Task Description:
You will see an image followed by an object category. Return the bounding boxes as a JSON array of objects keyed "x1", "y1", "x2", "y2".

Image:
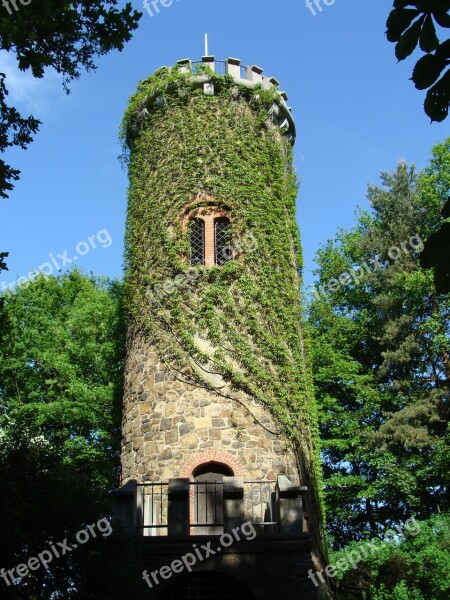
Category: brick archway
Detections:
[{"x1": 181, "y1": 451, "x2": 245, "y2": 479}]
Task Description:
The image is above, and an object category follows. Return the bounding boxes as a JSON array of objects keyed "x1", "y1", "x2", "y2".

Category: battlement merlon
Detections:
[{"x1": 170, "y1": 57, "x2": 296, "y2": 145}]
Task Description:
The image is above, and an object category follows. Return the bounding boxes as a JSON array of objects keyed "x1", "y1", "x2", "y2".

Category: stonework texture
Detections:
[{"x1": 120, "y1": 333, "x2": 299, "y2": 485}]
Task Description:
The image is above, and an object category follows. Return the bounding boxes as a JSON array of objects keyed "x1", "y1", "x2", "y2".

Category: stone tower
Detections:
[{"x1": 114, "y1": 55, "x2": 328, "y2": 600}]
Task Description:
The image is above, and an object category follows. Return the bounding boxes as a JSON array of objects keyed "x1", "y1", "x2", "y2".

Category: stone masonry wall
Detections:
[{"x1": 120, "y1": 333, "x2": 299, "y2": 485}]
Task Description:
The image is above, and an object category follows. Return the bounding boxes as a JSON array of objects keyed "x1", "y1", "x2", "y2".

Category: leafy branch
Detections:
[
  {"x1": 387, "y1": 0, "x2": 450, "y2": 121},
  {"x1": 420, "y1": 196, "x2": 450, "y2": 292},
  {"x1": 0, "y1": 1, "x2": 141, "y2": 198}
]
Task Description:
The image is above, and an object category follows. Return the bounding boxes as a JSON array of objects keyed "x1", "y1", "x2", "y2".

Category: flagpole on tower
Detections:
[{"x1": 204, "y1": 33, "x2": 208, "y2": 56}]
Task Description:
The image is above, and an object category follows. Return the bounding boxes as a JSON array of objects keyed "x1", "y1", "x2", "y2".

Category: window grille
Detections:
[
  {"x1": 190, "y1": 219, "x2": 205, "y2": 266},
  {"x1": 214, "y1": 218, "x2": 231, "y2": 266}
]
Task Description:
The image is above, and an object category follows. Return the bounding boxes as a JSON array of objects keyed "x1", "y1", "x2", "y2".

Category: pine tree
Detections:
[{"x1": 309, "y1": 139, "x2": 450, "y2": 548}]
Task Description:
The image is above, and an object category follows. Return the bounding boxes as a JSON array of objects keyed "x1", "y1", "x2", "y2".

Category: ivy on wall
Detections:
[{"x1": 121, "y1": 64, "x2": 326, "y2": 549}]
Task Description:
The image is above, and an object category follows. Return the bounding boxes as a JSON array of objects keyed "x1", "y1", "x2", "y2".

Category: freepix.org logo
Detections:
[
  {"x1": 306, "y1": 0, "x2": 336, "y2": 17},
  {"x1": 142, "y1": 521, "x2": 256, "y2": 589},
  {"x1": 1, "y1": 517, "x2": 112, "y2": 586},
  {"x1": 143, "y1": 0, "x2": 181, "y2": 18},
  {"x1": 0, "y1": 228, "x2": 113, "y2": 297},
  {"x1": 1, "y1": 0, "x2": 32, "y2": 15}
]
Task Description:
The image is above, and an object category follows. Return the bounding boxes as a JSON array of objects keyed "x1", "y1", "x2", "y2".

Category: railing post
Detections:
[
  {"x1": 223, "y1": 477, "x2": 244, "y2": 533},
  {"x1": 168, "y1": 478, "x2": 190, "y2": 536},
  {"x1": 276, "y1": 476, "x2": 307, "y2": 536},
  {"x1": 110, "y1": 479, "x2": 138, "y2": 536}
]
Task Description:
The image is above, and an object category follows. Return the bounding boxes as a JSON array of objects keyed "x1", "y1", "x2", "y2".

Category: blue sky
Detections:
[{"x1": 0, "y1": 0, "x2": 447, "y2": 294}]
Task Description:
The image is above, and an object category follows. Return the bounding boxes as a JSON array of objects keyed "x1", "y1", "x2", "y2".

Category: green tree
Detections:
[
  {"x1": 309, "y1": 139, "x2": 450, "y2": 548},
  {"x1": 386, "y1": 1, "x2": 450, "y2": 121},
  {"x1": 0, "y1": 270, "x2": 125, "y2": 461},
  {"x1": 420, "y1": 196, "x2": 450, "y2": 292},
  {"x1": 0, "y1": 270, "x2": 128, "y2": 598},
  {"x1": 332, "y1": 514, "x2": 450, "y2": 600},
  {"x1": 0, "y1": 0, "x2": 141, "y2": 199},
  {"x1": 419, "y1": 140, "x2": 450, "y2": 292}
]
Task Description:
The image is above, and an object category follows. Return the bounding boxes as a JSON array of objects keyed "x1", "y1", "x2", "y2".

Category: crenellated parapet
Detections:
[{"x1": 123, "y1": 56, "x2": 296, "y2": 147}]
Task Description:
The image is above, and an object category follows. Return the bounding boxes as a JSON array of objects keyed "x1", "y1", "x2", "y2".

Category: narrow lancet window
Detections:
[
  {"x1": 214, "y1": 218, "x2": 231, "y2": 266},
  {"x1": 190, "y1": 219, "x2": 205, "y2": 266}
]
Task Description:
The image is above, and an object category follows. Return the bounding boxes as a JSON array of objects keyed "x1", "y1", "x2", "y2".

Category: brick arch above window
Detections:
[
  {"x1": 181, "y1": 451, "x2": 245, "y2": 479},
  {"x1": 179, "y1": 194, "x2": 231, "y2": 224}
]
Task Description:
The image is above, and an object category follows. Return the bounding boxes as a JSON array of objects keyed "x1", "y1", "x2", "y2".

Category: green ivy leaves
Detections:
[{"x1": 386, "y1": 1, "x2": 450, "y2": 121}]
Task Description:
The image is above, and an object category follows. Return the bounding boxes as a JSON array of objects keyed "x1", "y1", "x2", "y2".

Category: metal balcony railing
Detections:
[
  {"x1": 214, "y1": 60, "x2": 227, "y2": 75},
  {"x1": 191, "y1": 480, "x2": 224, "y2": 535},
  {"x1": 189, "y1": 60, "x2": 248, "y2": 80},
  {"x1": 245, "y1": 480, "x2": 277, "y2": 526},
  {"x1": 137, "y1": 482, "x2": 169, "y2": 535},
  {"x1": 112, "y1": 475, "x2": 306, "y2": 538},
  {"x1": 136, "y1": 479, "x2": 278, "y2": 536}
]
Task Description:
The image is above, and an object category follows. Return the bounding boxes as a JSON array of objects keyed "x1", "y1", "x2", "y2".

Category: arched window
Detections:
[
  {"x1": 189, "y1": 219, "x2": 205, "y2": 266},
  {"x1": 214, "y1": 217, "x2": 232, "y2": 266},
  {"x1": 181, "y1": 197, "x2": 232, "y2": 268}
]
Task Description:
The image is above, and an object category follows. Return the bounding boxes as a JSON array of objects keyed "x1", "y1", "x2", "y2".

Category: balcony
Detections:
[{"x1": 111, "y1": 476, "x2": 307, "y2": 539}]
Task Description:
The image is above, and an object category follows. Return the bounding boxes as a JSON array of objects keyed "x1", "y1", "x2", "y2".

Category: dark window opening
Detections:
[
  {"x1": 190, "y1": 219, "x2": 205, "y2": 266},
  {"x1": 214, "y1": 218, "x2": 232, "y2": 266},
  {"x1": 161, "y1": 571, "x2": 255, "y2": 600},
  {"x1": 193, "y1": 462, "x2": 234, "y2": 478}
]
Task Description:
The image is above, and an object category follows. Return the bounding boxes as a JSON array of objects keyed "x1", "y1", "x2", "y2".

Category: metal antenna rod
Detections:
[{"x1": 204, "y1": 33, "x2": 208, "y2": 56}]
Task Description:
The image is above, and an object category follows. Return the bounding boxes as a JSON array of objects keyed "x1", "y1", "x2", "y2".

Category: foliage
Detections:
[
  {"x1": 332, "y1": 514, "x2": 450, "y2": 600},
  {"x1": 0, "y1": 73, "x2": 39, "y2": 199},
  {"x1": 0, "y1": 250, "x2": 7, "y2": 271},
  {"x1": 0, "y1": 0, "x2": 141, "y2": 198},
  {"x1": 419, "y1": 139, "x2": 450, "y2": 292},
  {"x1": 309, "y1": 139, "x2": 450, "y2": 548},
  {"x1": 386, "y1": 1, "x2": 450, "y2": 121},
  {"x1": 121, "y1": 64, "x2": 326, "y2": 552},
  {"x1": 0, "y1": 270, "x2": 125, "y2": 463},
  {"x1": 0, "y1": 270, "x2": 128, "y2": 598},
  {"x1": 420, "y1": 197, "x2": 450, "y2": 292}
]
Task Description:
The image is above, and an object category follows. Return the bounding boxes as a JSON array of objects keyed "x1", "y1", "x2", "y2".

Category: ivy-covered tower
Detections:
[{"x1": 117, "y1": 56, "x2": 327, "y2": 600}]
